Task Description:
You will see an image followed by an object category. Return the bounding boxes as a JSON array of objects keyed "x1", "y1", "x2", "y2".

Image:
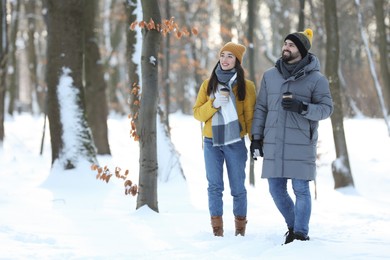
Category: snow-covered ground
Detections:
[{"x1": 1, "y1": 112, "x2": 389, "y2": 259}]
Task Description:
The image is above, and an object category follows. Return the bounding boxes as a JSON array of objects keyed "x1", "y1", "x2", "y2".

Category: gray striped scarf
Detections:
[{"x1": 211, "y1": 73, "x2": 241, "y2": 146}]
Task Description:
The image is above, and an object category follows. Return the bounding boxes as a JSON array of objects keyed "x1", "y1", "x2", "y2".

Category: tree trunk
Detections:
[
  {"x1": 46, "y1": 0, "x2": 97, "y2": 169},
  {"x1": 177, "y1": 0, "x2": 203, "y2": 114},
  {"x1": 247, "y1": 0, "x2": 257, "y2": 186},
  {"x1": 136, "y1": 0, "x2": 161, "y2": 212},
  {"x1": 355, "y1": 0, "x2": 390, "y2": 135},
  {"x1": 324, "y1": 0, "x2": 354, "y2": 189},
  {"x1": 162, "y1": 0, "x2": 171, "y2": 132},
  {"x1": 83, "y1": 0, "x2": 111, "y2": 155},
  {"x1": 7, "y1": 0, "x2": 21, "y2": 115},
  {"x1": 105, "y1": 0, "x2": 126, "y2": 114},
  {"x1": 219, "y1": 0, "x2": 234, "y2": 43},
  {"x1": 25, "y1": 0, "x2": 43, "y2": 114},
  {"x1": 374, "y1": 0, "x2": 390, "y2": 115},
  {"x1": 0, "y1": 0, "x2": 7, "y2": 142},
  {"x1": 298, "y1": 0, "x2": 305, "y2": 31},
  {"x1": 125, "y1": 0, "x2": 140, "y2": 125},
  {"x1": 180, "y1": 0, "x2": 207, "y2": 96}
]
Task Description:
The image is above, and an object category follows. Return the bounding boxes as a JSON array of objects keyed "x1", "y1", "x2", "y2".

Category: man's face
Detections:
[{"x1": 282, "y1": 39, "x2": 302, "y2": 63}]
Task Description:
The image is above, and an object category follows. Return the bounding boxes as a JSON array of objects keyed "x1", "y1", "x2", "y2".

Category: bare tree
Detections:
[
  {"x1": 161, "y1": 0, "x2": 171, "y2": 131},
  {"x1": 46, "y1": 0, "x2": 97, "y2": 169},
  {"x1": 324, "y1": 0, "x2": 354, "y2": 189},
  {"x1": 219, "y1": 0, "x2": 234, "y2": 42},
  {"x1": 25, "y1": 0, "x2": 43, "y2": 114},
  {"x1": 125, "y1": 0, "x2": 140, "y2": 125},
  {"x1": 136, "y1": 0, "x2": 161, "y2": 212},
  {"x1": 247, "y1": 0, "x2": 258, "y2": 186},
  {"x1": 266, "y1": 0, "x2": 297, "y2": 56},
  {"x1": 7, "y1": 0, "x2": 21, "y2": 115},
  {"x1": 374, "y1": 0, "x2": 390, "y2": 114},
  {"x1": 83, "y1": 0, "x2": 111, "y2": 155},
  {"x1": 355, "y1": 0, "x2": 390, "y2": 135},
  {"x1": 0, "y1": 0, "x2": 7, "y2": 143},
  {"x1": 104, "y1": 0, "x2": 127, "y2": 115},
  {"x1": 177, "y1": 1, "x2": 207, "y2": 114},
  {"x1": 298, "y1": 0, "x2": 305, "y2": 31}
]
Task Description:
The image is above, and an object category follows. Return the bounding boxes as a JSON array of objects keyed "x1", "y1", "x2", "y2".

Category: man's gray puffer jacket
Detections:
[{"x1": 252, "y1": 54, "x2": 333, "y2": 180}]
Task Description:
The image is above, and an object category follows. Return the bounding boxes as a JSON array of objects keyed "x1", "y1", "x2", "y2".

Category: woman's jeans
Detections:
[
  {"x1": 204, "y1": 137, "x2": 248, "y2": 217},
  {"x1": 268, "y1": 178, "x2": 311, "y2": 236}
]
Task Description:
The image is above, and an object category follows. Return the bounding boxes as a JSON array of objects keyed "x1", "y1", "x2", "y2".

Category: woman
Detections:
[{"x1": 193, "y1": 42, "x2": 256, "y2": 237}]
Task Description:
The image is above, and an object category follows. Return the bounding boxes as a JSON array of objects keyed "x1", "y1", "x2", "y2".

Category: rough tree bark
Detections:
[
  {"x1": 247, "y1": 0, "x2": 258, "y2": 186},
  {"x1": 324, "y1": 0, "x2": 354, "y2": 189},
  {"x1": 25, "y1": 0, "x2": 43, "y2": 113},
  {"x1": 83, "y1": 0, "x2": 111, "y2": 155},
  {"x1": 46, "y1": 0, "x2": 97, "y2": 169},
  {"x1": 162, "y1": 0, "x2": 171, "y2": 131},
  {"x1": 136, "y1": 0, "x2": 161, "y2": 212},
  {"x1": 7, "y1": 0, "x2": 21, "y2": 115},
  {"x1": 0, "y1": 0, "x2": 7, "y2": 142},
  {"x1": 125, "y1": 0, "x2": 140, "y2": 125},
  {"x1": 374, "y1": 0, "x2": 390, "y2": 115},
  {"x1": 298, "y1": 0, "x2": 305, "y2": 31}
]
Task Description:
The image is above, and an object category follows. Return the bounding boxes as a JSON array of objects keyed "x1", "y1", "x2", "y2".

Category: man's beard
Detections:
[{"x1": 282, "y1": 50, "x2": 298, "y2": 62}]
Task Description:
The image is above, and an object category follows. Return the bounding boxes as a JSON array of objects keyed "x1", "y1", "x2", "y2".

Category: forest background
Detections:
[{"x1": 0, "y1": 0, "x2": 389, "y2": 212}]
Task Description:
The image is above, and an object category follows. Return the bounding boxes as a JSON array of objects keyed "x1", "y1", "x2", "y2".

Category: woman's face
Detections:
[{"x1": 219, "y1": 51, "x2": 236, "y2": 70}]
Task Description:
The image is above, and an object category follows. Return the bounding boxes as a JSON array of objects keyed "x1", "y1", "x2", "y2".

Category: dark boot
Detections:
[
  {"x1": 211, "y1": 216, "x2": 223, "y2": 237},
  {"x1": 284, "y1": 228, "x2": 295, "y2": 244},
  {"x1": 294, "y1": 232, "x2": 310, "y2": 241},
  {"x1": 235, "y1": 216, "x2": 247, "y2": 236}
]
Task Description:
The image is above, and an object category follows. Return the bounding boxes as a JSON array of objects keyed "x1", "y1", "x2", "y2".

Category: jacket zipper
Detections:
[{"x1": 281, "y1": 84, "x2": 290, "y2": 177}]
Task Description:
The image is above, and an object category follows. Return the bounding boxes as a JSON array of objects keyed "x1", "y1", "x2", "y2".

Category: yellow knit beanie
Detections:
[{"x1": 219, "y1": 42, "x2": 246, "y2": 64}]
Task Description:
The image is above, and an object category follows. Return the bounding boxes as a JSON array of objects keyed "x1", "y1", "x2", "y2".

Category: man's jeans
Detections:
[
  {"x1": 204, "y1": 137, "x2": 247, "y2": 217},
  {"x1": 268, "y1": 178, "x2": 311, "y2": 236}
]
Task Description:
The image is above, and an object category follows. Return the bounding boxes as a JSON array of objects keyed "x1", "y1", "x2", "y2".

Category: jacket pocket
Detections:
[{"x1": 309, "y1": 120, "x2": 318, "y2": 141}]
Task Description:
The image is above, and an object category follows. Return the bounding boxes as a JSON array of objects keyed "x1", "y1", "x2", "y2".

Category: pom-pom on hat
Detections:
[
  {"x1": 219, "y1": 42, "x2": 246, "y2": 64},
  {"x1": 284, "y1": 28, "x2": 313, "y2": 58}
]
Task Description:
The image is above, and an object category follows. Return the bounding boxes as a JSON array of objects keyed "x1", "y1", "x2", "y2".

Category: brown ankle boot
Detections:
[
  {"x1": 235, "y1": 216, "x2": 247, "y2": 236},
  {"x1": 211, "y1": 216, "x2": 223, "y2": 237}
]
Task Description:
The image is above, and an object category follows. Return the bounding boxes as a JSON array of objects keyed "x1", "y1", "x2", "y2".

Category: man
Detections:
[{"x1": 251, "y1": 28, "x2": 333, "y2": 244}]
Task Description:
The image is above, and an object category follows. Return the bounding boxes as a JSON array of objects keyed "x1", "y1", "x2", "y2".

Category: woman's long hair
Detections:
[{"x1": 206, "y1": 61, "x2": 246, "y2": 101}]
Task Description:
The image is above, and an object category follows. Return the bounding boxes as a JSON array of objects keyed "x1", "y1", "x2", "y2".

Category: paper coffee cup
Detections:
[
  {"x1": 283, "y1": 91, "x2": 293, "y2": 99},
  {"x1": 220, "y1": 88, "x2": 230, "y2": 97}
]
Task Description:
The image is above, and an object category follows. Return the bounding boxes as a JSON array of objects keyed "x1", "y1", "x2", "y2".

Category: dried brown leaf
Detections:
[
  {"x1": 124, "y1": 179, "x2": 132, "y2": 187},
  {"x1": 130, "y1": 185, "x2": 138, "y2": 196},
  {"x1": 130, "y1": 21, "x2": 138, "y2": 30}
]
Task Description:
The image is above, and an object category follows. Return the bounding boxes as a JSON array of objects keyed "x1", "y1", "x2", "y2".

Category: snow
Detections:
[
  {"x1": 56, "y1": 67, "x2": 87, "y2": 167},
  {"x1": 149, "y1": 56, "x2": 157, "y2": 66},
  {"x1": 1, "y1": 112, "x2": 390, "y2": 259}
]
